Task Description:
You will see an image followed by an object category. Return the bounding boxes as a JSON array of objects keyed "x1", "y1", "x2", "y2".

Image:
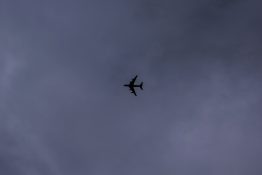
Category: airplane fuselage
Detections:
[{"x1": 124, "y1": 84, "x2": 140, "y2": 88}]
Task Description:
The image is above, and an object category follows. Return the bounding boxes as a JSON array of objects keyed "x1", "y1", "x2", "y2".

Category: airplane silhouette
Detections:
[{"x1": 124, "y1": 75, "x2": 143, "y2": 96}]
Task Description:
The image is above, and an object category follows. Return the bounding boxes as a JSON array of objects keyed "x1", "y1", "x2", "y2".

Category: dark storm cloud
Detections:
[{"x1": 1, "y1": 0, "x2": 262, "y2": 175}]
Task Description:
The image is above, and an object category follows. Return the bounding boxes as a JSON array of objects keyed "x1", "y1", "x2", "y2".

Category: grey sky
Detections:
[{"x1": 1, "y1": 0, "x2": 262, "y2": 174}]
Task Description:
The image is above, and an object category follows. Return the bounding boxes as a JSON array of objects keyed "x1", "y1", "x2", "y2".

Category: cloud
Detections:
[
  {"x1": 0, "y1": 0, "x2": 262, "y2": 175},
  {"x1": 0, "y1": 56, "x2": 20, "y2": 99}
]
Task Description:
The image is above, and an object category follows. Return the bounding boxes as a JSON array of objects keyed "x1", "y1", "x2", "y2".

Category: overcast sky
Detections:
[{"x1": 1, "y1": 0, "x2": 262, "y2": 174}]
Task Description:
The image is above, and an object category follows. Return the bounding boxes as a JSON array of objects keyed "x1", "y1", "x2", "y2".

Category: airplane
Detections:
[{"x1": 124, "y1": 75, "x2": 143, "y2": 96}]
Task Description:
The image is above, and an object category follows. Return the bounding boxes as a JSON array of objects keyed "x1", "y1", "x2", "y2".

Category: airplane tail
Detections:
[{"x1": 139, "y1": 82, "x2": 143, "y2": 90}]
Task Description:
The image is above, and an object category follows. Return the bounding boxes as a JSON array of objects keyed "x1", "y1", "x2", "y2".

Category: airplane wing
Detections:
[
  {"x1": 130, "y1": 87, "x2": 137, "y2": 96},
  {"x1": 129, "y1": 75, "x2": 138, "y2": 85}
]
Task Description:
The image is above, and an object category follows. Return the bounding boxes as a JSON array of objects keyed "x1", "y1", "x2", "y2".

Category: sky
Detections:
[{"x1": 1, "y1": 0, "x2": 262, "y2": 174}]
